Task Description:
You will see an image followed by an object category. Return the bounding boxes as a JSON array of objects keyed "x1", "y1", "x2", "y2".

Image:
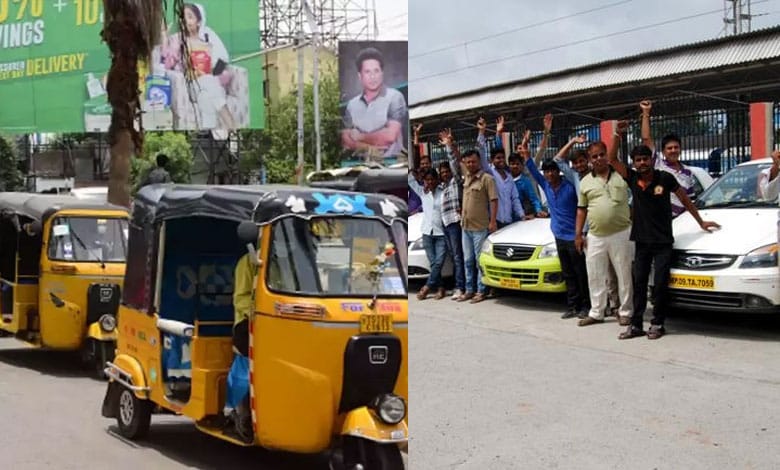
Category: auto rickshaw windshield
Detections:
[
  {"x1": 266, "y1": 216, "x2": 407, "y2": 297},
  {"x1": 47, "y1": 217, "x2": 129, "y2": 262}
]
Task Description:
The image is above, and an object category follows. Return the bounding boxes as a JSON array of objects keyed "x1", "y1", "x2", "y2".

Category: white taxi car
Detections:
[
  {"x1": 408, "y1": 212, "x2": 454, "y2": 280},
  {"x1": 669, "y1": 158, "x2": 779, "y2": 313}
]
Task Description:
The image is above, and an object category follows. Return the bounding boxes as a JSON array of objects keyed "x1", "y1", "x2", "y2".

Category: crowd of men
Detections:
[{"x1": 407, "y1": 100, "x2": 748, "y2": 340}]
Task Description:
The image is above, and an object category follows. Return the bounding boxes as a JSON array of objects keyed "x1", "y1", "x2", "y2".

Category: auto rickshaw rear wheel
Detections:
[
  {"x1": 341, "y1": 436, "x2": 404, "y2": 470},
  {"x1": 116, "y1": 387, "x2": 153, "y2": 440}
]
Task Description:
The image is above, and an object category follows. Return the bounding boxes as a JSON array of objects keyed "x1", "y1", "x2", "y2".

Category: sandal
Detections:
[
  {"x1": 469, "y1": 292, "x2": 487, "y2": 304},
  {"x1": 416, "y1": 286, "x2": 430, "y2": 301},
  {"x1": 647, "y1": 325, "x2": 666, "y2": 340},
  {"x1": 618, "y1": 326, "x2": 646, "y2": 340}
]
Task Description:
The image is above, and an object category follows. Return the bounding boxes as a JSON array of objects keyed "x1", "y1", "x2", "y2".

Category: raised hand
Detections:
[
  {"x1": 521, "y1": 129, "x2": 531, "y2": 147},
  {"x1": 771, "y1": 150, "x2": 780, "y2": 166},
  {"x1": 496, "y1": 115, "x2": 505, "y2": 134},
  {"x1": 640, "y1": 100, "x2": 652, "y2": 114},
  {"x1": 477, "y1": 117, "x2": 487, "y2": 133},
  {"x1": 616, "y1": 120, "x2": 630, "y2": 134},
  {"x1": 543, "y1": 113, "x2": 553, "y2": 133},
  {"x1": 413, "y1": 123, "x2": 423, "y2": 135},
  {"x1": 438, "y1": 128, "x2": 453, "y2": 147},
  {"x1": 573, "y1": 134, "x2": 587, "y2": 144}
]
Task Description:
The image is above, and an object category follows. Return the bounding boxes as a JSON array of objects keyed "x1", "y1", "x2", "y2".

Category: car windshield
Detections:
[
  {"x1": 696, "y1": 163, "x2": 777, "y2": 209},
  {"x1": 266, "y1": 217, "x2": 407, "y2": 297},
  {"x1": 48, "y1": 217, "x2": 128, "y2": 262}
]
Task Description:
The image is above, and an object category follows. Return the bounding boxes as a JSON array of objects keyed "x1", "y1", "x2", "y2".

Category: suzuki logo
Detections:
[
  {"x1": 505, "y1": 247, "x2": 514, "y2": 257},
  {"x1": 368, "y1": 346, "x2": 388, "y2": 365}
]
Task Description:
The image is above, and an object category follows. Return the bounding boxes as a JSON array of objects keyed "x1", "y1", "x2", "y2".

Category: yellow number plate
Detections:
[
  {"x1": 499, "y1": 278, "x2": 521, "y2": 289},
  {"x1": 359, "y1": 314, "x2": 393, "y2": 334},
  {"x1": 669, "y1": 274, "x2": 714, "y2": 290}
]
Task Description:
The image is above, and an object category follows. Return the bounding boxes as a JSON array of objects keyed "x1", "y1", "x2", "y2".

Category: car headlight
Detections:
[
  {"x1": 739, "y1": 244, "x2": 778, "y2": 269},
  {"x1": 538, "y1": 242, "x2": 558, "y2": 259},
  {"x1": 409, "y1": 237, "x2": 424, "y2": 251},
  {"x1": 371, "y1": 394, "x2": 406, "y2": 425},
  {"x1": 99, "y1": 314, "x2": 117, "y2": 332},
  {"x1": 481, "y1": 239, "x2": 493, "y2": 255}
]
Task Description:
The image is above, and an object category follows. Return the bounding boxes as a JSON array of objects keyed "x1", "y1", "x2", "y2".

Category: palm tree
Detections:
[{"x1": 101, "y1": 0, "x2": 169, "y2": 207}]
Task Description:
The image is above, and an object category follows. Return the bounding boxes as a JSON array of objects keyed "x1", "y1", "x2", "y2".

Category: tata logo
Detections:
[
  {"x1": 341, "y1": 303, "x2": 364, "y2": 312},
  {"x1": 683, "y1": 256, "x2": 703, "y2": 268},
  {"x1": 505, "y1": 247, "x2": 514, "y2": 257},
  {"x1": 368, "y1": 346, "x2": 388, "y2": 365}
]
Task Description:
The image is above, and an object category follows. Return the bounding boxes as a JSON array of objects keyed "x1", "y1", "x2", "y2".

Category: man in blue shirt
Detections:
[
  {"x1": 524, "y1": 153, "x2": 590, "y2": 319},
  {"x1": 476, "y1": 116, "x2": 524, "y2": 228},
  {"x1": 508, "y1": 154, "x2": 546, "y2": 219}
]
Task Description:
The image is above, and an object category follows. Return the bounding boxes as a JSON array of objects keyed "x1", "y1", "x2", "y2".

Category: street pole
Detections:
[
  {"x1": 296, "y1": 26, "x2": 305, "y2": 185},
  {"x1": 304, "y1": 1, "x2": 322, "y2": 172},
  {"x1": 313, "y1": 34, "x2": 322, "y2": 172}
]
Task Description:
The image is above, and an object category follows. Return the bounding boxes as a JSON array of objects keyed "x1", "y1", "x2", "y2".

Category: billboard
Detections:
[
  {"x1": 0, "y1": 0, "x2": 264, "y2": 133},
  {"x1": 338, "y1": 41, "x2": 408, "y2": 167}
]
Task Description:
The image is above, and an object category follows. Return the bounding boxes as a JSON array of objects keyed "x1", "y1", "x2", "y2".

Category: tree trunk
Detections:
[{"x1": 108, "y1": 129, "x2": 133, "y2": 207}]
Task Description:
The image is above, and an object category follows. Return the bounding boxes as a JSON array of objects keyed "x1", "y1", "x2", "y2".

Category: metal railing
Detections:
[{"x1": 417, "y1": 93, "x2": 752, "y2": 177}]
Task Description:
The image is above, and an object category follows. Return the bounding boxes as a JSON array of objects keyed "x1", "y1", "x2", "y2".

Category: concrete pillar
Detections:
[
  {"x1": 600, "y1": 120, "x2": 617, "y2": 154},
  {"x1": 750, "y1": 102, "x2": 774, "y2": 160}
]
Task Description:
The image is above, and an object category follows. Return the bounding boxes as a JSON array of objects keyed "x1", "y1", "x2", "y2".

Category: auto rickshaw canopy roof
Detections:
[
  {"x1": 0, "y1": 192, "x2": 128, "y2": 224},
  {"x1": 353, "y1": 168, "x2": 406, "y2": 194},
  {"x1": 131, "y1": 184, "x2": 408, "y2": 227}
]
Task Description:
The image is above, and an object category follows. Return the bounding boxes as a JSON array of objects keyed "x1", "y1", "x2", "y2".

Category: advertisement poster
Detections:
[
  {"x1": 0, "y1": 0, "x2": 264, "y2": 133},
  {"x1": 339, "y1": 40, "x2": 408, "y2": 167}
]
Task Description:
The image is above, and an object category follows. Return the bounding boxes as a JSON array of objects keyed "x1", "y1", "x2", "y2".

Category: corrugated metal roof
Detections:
[{"x1": 410, "y1": 27, "x2": 780, "y2": 120}]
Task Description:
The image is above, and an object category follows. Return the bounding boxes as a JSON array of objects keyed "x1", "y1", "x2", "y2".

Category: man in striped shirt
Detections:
[
  {"x1": 640, "y1": 100, "x2": 698, "y2": 217},
  {"x1": 438, "y1": 128, "x2": 466, "y2": 299}
]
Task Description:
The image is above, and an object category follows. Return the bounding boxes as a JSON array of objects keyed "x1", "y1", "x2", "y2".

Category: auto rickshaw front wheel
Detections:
[
  {"x1": 340, "y1": 436, "x2": 404, "y2": 470},
  {"x1": 116, "y1": 387, "x2": 153, "y2": 440}
]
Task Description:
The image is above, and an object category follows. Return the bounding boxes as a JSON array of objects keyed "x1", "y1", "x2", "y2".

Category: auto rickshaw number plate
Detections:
[{"x1": 359, "y1": 313, "x2": 393, "y2": 334}]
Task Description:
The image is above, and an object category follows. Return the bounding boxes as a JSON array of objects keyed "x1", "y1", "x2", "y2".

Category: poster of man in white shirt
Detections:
[{"x1": 339, "y1": 41, "x2": 408, "y2": 166}]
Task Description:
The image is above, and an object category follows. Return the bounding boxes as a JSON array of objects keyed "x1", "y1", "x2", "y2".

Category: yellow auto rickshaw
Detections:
[
  {"x1": 101, "y1": 184, "x2": 408, "y2": 469},
  {"x1": 0, "y1": 193, "x2": 129, "y2": 375}
]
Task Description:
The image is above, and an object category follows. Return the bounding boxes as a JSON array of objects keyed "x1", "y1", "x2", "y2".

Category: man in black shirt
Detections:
[{"x1": 609, "y1": 121, "x2": 720, "y2": 340}]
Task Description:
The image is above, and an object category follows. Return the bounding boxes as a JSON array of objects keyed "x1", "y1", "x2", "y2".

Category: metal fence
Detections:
[{"x1": 418, "y1": 92, "x2": 752, "y2": 177}]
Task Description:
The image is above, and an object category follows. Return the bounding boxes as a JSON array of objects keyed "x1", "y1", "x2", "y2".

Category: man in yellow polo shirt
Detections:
[
  {"x1": 575, "y1": 141, "x2": 634, "y2": 327},
  {"x1": 227, "y1": 251, "x2": 256, "y2": 442}
]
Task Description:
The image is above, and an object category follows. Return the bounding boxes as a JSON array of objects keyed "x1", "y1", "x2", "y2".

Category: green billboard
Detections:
[{"x1": 0, "y1": 0, "x2": 264, "y2": 133}]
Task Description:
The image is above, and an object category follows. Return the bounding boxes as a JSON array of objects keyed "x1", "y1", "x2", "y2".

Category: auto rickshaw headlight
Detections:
[
  {"x1": 99, "y1": 314, "x2": 117, "y2": 332},
  {"x1": 372, "y1": 394, "x2": 406, "y2": 425}
]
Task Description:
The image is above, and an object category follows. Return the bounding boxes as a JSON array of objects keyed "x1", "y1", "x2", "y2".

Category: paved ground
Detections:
[
  {"x1": 409, "y1": 285, "x2": 780, "y2": 470},
  {"x1": 0, "y1": 338, "x2": 407, "y2": 469}
]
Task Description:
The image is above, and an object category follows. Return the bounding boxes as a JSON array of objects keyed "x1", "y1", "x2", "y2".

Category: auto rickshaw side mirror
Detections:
[
  {"x1": 237, "y1": 220, "x2": 259, "y2": 243},
  {"x1": 26, "y1": 220, "x2": 42, "y2": 236}
]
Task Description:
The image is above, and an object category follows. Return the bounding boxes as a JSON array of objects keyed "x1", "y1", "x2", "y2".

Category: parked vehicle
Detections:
[
  {"x1": 101, "y1": 184, "x2": 408, "y2": 469},
  {"x1": 667, "y1": 158, "x2": 779, "y2": 312},
  {"x1": 0, "y1": 193, "x2": 128, "y2": 375},
  {"x1": 407, "y1": 212, "x2": 454, "y2": 280},
  {"x1": 480, "y1": 166, "x2": 713, "y2": 293}
]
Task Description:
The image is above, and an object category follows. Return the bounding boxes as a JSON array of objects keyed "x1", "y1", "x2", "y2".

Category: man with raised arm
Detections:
[
  {"x1": 438, "y1": 128, "x2": 467, "y2": 300},
  {"x1": 609, "y1": 120, "x2": 720, "y2": 340},
  {"x1": 521, "y1": 145, "x2": 590, "y2": 319},
  {"x1": 640, "y1": 100, "x2": 698, "y2": 217},
  {"x1": 476, "y1": 116, "x2": 524, "y2": 228}
]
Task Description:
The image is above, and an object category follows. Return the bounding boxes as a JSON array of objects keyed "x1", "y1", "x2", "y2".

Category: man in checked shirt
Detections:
[{"x1": 438, "y1": 128, "x2": 466, "y2": 300}]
